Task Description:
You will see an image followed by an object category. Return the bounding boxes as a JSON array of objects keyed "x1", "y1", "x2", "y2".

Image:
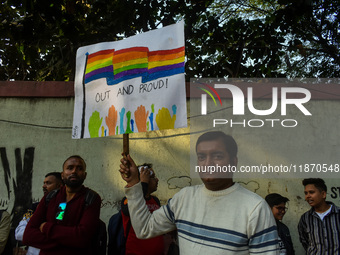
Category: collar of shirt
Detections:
[{"x1": 309, "y1": 201, "x2": 339, "y2": 217}]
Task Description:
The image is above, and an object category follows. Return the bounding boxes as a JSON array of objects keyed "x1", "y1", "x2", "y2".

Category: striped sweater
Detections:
[{"x1": 125, "y1": 182, "x2": 278, "y2": 254}]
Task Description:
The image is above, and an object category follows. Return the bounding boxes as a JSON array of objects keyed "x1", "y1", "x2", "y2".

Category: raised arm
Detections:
[
  {"x1": 119, "y1": 153, "x2": 139, "y2": 187},
  {"x1": 124, "y1": 182, "x2": 176, "y2": 239},
  {"x1": 119, "y1": 153, "x2": 176, "y2": 238}
]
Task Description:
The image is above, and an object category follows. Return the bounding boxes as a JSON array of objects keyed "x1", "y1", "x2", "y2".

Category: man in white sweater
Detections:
[{"x1": 120, "y1": 131, "x2": 278, "y2": 254}]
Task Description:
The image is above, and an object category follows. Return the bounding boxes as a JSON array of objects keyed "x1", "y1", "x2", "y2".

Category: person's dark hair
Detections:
[
  {"x1": 45, "y1": 172, "x2": 62, "y2": 182},
  {"x1": 196, "y1": 131, "x2": 238, "y2": 159},
  {"x1": 302, "y1": 178, "x2": 327, "y2": 192},
  {"x1": 265, "y1": 193, "x2": 289, "y2": 208},
  {"x1": 62, "y1": 155, "x2": 86, "y2": 169}
]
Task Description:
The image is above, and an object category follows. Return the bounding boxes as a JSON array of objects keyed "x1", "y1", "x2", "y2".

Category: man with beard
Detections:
[
  {"x1": 23, "y1": 155, "x2": 101, "y2": 255},
  {"x1": 15, "y1": 172, "x2": 63, "y2": 255},
  {"x1": 119, "y1": 131, "x2": 278, "y2": 254}
]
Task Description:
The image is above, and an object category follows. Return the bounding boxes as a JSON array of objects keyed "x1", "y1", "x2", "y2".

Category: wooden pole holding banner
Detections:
[{"x1": 123, "y1": 133, "x2": 129, "y2": 156}]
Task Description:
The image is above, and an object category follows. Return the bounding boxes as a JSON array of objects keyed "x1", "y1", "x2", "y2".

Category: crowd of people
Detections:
[{"x1": 0, "y1": 131, "x2": 339, "y2": 255}]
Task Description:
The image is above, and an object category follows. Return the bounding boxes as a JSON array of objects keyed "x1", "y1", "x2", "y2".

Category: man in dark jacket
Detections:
[{"x1": 23, "y1": 155, "x2": 101, "y2": 255}]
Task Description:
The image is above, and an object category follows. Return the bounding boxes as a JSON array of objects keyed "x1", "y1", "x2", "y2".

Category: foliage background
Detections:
[{"x1": 0, "y1": 0, "x2": 339, "y2": 81}]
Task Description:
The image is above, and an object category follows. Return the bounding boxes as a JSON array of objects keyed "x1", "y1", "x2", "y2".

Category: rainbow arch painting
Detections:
[{"x1": 84, "y1": 46, "x2": 185, "y2": 85}]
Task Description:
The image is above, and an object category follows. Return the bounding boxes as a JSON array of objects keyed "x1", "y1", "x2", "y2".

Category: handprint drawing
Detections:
[
  {"x1": 88, "y1": 111, "x2": 102, "y2": 137},
  {"x1": 155, "y1": 105, "x2": 177, "y2": 130},
  {"x1": 134, "y1": 105, "x2": 149, "y2": 132},
  {"x1": 105, "y1": 105, "x2": 118, "y2": 136}
]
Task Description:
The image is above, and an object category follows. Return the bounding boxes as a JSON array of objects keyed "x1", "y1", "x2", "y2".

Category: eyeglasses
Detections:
[{"x1": 274, "y1": 206, "x2": 288, "y2": 212}]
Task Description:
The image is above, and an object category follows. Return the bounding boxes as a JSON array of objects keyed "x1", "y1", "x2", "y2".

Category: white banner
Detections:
[{"x1": 72, "y1": 22, "x2": 187, "y2": 138}]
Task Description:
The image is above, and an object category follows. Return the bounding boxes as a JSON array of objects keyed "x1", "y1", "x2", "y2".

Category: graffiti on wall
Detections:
[
  {"x1": 330, "y1": 186, "x2": 340, "y2": 201},
  {"x1": 167, "y1": 176, "x2": 192, "y2": 189},
  {"x1": 238, "y1": 181, "x2": 260, "y2": 193},
  {"x1": 101, "y1": 199, "x2": 121, "y2": 210},
  {"x1": 0, "y1": 147, "x2": 35, "y2": 228},
  {"x1": 166, "y1": 176, "x2": 261, "y2": 194}
]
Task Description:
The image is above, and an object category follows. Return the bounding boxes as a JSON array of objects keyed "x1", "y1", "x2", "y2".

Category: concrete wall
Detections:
[{"x1": 1, "y1": 81, "x2": 339, "y2": 254}]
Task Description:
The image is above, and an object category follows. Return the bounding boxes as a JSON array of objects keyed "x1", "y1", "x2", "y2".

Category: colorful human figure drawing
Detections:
[{"x1": 88, "y1": 104, "x2": 178, "y2": 138}]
